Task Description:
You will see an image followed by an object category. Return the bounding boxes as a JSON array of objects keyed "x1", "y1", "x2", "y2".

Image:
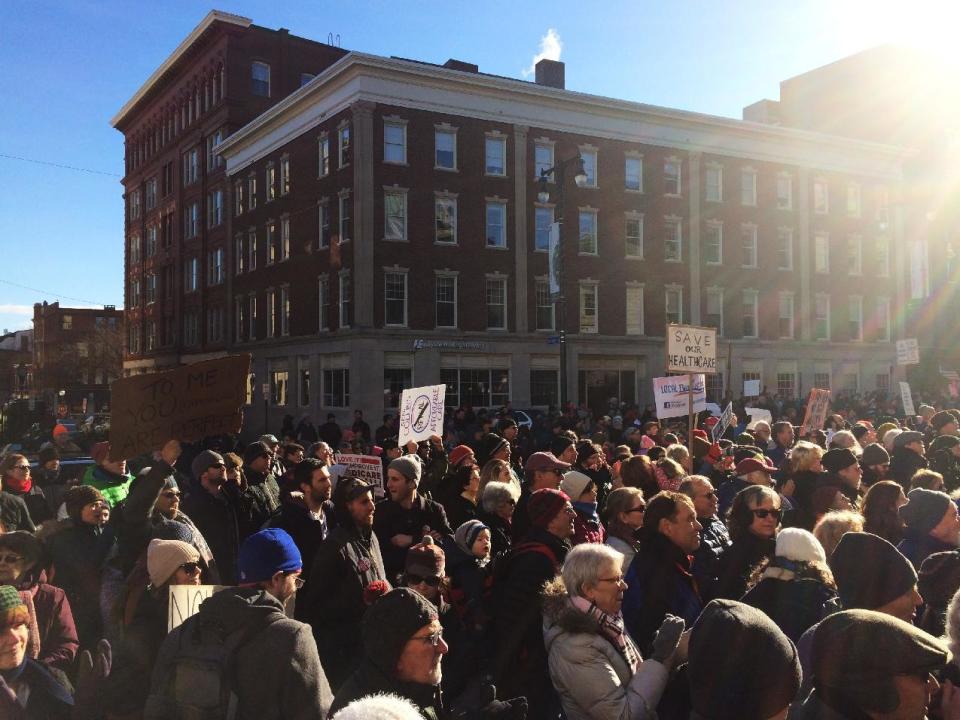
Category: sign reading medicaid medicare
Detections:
[
  {"x1": 398, "y1": 384, "x2": 446, "y2": 446},
  {"x1": 653, "y1": 374, "x2": 707, "y2": 420},
  {"x1": 896, "y1": 338, "x2": 920, "y2": 366},
  {"x1": 900, "y1": 381, "x2": 916, "y2": 417},
  {"x1": 334, "y1": 454, "x2": 385, "y2": 490},
  {"x1": 666, "y1": 325, "x2": 718, "y2": 374}
]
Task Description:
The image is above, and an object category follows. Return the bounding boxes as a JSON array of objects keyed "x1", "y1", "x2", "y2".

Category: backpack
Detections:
[{"x1": 144, "y1": 611, "x2": 282, "y2": 720}]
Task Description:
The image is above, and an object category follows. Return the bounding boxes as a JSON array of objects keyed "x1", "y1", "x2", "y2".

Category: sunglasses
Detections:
[
  {"x1": 162, "y1": 490, "x2": 181, "y2": 499},
  {"x1": 179, "y1": 562, "x2": 201, "y2": 574},
  {"x1": 626, "y1": 504, "x2": 646, "y2": 514},
  {"x1": 407, "y1": 573, "x2": 443, "y2": 587},
  {"x1": 751, "y1": 508, "x2": 782, "y2": 521},
  {"x1": 10, "y1": 465, "x2": 31, "y2": 472},
  {"x1": 0, "y1": 554, "x2": 23, "y2": 564}
]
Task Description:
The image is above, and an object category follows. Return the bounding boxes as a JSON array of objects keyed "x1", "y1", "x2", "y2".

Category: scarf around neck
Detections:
[
  {"x1": 4, "y1": 473, "x2": 31, "y2": 494},
  {"x1": 570, "y1": 594, "x2": 640, "y2": 673},
  {"x1": 572, "y1": 500, "x2": 600, "y2": 524}
]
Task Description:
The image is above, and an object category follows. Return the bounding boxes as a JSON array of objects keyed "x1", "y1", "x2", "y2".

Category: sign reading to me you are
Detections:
[
  {"x1": 111, "y1": 354, "x2": 251, "y2": 460},
  {"x1": 666, "y1": 325, "x2": 718, "y2": 374}
]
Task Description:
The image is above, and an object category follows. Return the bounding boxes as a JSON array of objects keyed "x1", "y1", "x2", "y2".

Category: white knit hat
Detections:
[
  {"x1": 560, "y1": 470, "x2": 593, "y2": 500},
  {"x1": 883, "y1": 427, "x2": 904, "y2": 452},
  {"x1": 331, "y1": 693, "x2": 425, "y2": 720},
  {"x1": 147, "y1": 538, "x2": 200, "y2": 587},
  {"x1": 775, "y1": 528, "x2": 826, "y2": 565}
]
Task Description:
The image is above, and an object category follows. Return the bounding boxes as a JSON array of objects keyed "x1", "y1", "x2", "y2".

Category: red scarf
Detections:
[{"x1": 4, "y1": 473, "x2": 32, "y2": 494}]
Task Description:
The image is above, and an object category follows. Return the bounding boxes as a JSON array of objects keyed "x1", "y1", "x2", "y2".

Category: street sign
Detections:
[
  {"x1": 547, "y1": 335, "x2": 560, "y2": 345},
  {"x1": 666, "y1": 324, "x2": 718, "y2": 374},
  {"x1": 896, "y1": 338, "x2": 920, "y2": 366}
]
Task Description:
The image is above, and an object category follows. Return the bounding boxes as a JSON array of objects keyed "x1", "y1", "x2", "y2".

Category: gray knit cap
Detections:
[{"x1": 388, "y1": 455, "x2": 423, "y2": 486}]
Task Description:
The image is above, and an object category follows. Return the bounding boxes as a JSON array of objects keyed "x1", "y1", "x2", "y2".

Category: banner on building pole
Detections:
[
  {"x1": 548, "y1": 223, "x2": 561, "y2": 299},
  {"x1": 653, "y1": 374, "x2": 706, "y2": 420}
]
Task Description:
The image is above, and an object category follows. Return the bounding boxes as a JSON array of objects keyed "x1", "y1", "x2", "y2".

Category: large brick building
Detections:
[{"x1": 116, "y1": 12, "x2": 916, "y2": 432}]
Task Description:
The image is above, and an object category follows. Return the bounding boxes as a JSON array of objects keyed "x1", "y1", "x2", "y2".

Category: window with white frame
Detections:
[
  {"x1": 814, "y1": 179, "x2": 829, "y2": 214},
  {"x1": 625, "y1": 156, "x2": 643, "y2": 192},
  {"x1": 777, "y1": 228, "x2": 793, "y2": 270},
  {"x1": 579, "y1": 209, "x2": 598, "y2": 255},
  {"x1": 778, "y1": 292, "x2": 795, "y2": 338},
  {"x1": 248, "y1": 293, "x2": 257, "y2": 340},
  {"x1": 339, "y1": 271, "x2": 351, "y2": 328},
  {"x1": 876, "y1": 236, "x2": 890, "y2": 277},
  {"x1": 323, "y1": 368, "x2": 350, "y2": 408},
  {"x1": 318, "y1": 134, "x2": 330, "y2": 176},
  {"x1": 184, "y1": 257, "x2": 199, "y2": 293},
  {"x1": 130, "y1": 279, "x2": 141, "y2": 308},
  {"x1": 626, "y1": 284, "x2": 644, "y2": 335},
  {"x1": 130, "y1": 233, "x2": 141, "y2": 264},
  {"x1": 269, "y1": 367, "x2": 288, "y2": 406},
  {"x1": 129, "y1": 189, "x2": 141, "y2": 220},
  {"x1": 625, "y1": 214, "x2": 643, "y2": 259},
  {"x1": 318, "y1": 276, "x2": 329, "y2": 332},
  {"x1": 705, "y1": 165, "x2": 723, "y2": 202},
  {"x1": 815, "y1": 293, "x2": 831, "y2": 340},
  {"x1": 182, "y1": 148, "x2": 199, "y2": 186},
  {"x1": 580, "y1": 149, "x2": 598, "y2": 187},
  {"x1": 486, "y1": 201, "x2": 506, "y2": 248},
  {"x1": 146, "y1": 321, "x2": 157, "y2": 351},
  {"x1": 183, "y1": 202, "x2": 200, "y2": 239},
  {"x1": 182, "y1": 311, "x2": 200, "y2": 347},
  {"x1": 435, "y1": 274, "x2": 457, "y2": 328},
  {"x1": 146, "y1": 178, "x2": 157, "y2": 210},
  {"x1": 247, "y1": 174, "x2": 258, "y2": 210},
  {"x1": 234, "y1": 297, "x2": 244, "y2": 343},
  {"x1": 146, "y1": 273, "x2": 157, "y2": 304},
  {"x1": 534, "y1": 142, "x2": 554, "y2": 179},
  {"x1": 776, "y1": 364, "x2": 797, "y2": 398},
  {"x1": 280, "y1": 217, "x2": 290, "y2": 260},
  {"x1": 848, "y1": 235, "x2": 862, "y2": 275},
  {"x1": 814, "y1": 363, "x2": 831, "y2": 390},
  {"x1": 815, "y1": 233, "x2": 830, "y2": 273},
  {"x1": 384, "y1": 120, "x2": 406, "y2": 164},
  {"x1": 664, "y1": 217, "x2": 682, "y2": 262},
  {"x1": 318, "y1": 201, "x2": 330, "y2": 249},
  {"x1": 875, "y1": 296, "x2": 891, "y2": 341},
  {"x1": 247, "y1": 229, "x2": 257, "y2": 270},
  {"x1": 266, "y1": 288, "x2": 276, "y2": 338},
  {"x1": 486, "y1": 277, "x2": 507, "y2": 330},
  {"x1": 741, "y1": 168, "x2": 758, "y2": 206},
  {"x1": 234, "y1": 235, "x2": 244, "y2": 275},
  {"x1": 705, "y1": 287, "x2": 723, "y2": 334},
  {"x1": 665, "y1": 286, "x2": 683, "y2": 325},
  {"x1": 535, "y1": 206, "x2": 554, "y2": 252},
  {"x1": 876, "y1": 372, "x2": 890, "y2": 391},
  {"x1": 435, "y1": 128, "x2": 456, "y2": 170},
  {"x1": 741, "y1": 224, "x2": 758, "y2": 267},
  {"x1": 234, "y1": 180, "x2": 245, "y2": 216},
  {"x1": 207, "y1": 189, "x2": 223, "y2": 227},
  {"x1": 207, "y1": 305, "x2": 224, "y2": 343},
  {"x1": 664, "y1": 159, "x2": 681, "y2": 195},
  {"x1": 266, "y1": 222, "x2": 277, "y2": 265},
  {"x1": 877, "y1": 186, "x2": 890, "y2": 226},
  {"x1": 384, "y1": 189, "x2": 407, "y2": 241},
  {"x1": 278, "y1": 287, "x2": 292, "y2": 336},
  {"x1": 266, "y1": 163, "x2": 276, "y2": 202},
  {"x1": 384, "y1": 271, "x2": 408, "y2": 327},
  {"x1": 847, "y1": 183, "x2": 861, "y2": 217},
  {"x1": 435, "y1": 196, "x2": 457, "y2": 244},
  {"x1": 776, "y1": 173, "x2": 793, "y2": 210},
  {"x1": 579, "y1": 282, "x2": 598, "y2": 333},
  {"x1": 535, "y1": 279, "x2": 555, "y2": 331},
  {"x1": 704, "y1": 222, "x2": 722, "y2": 264},
  {"x1": 146, "y1": 226, "x2": 157, "y2": 257},
  {"x1": 338, "y1": 125, "x2": 351, "y2": 167},
  {"x1": 280, "y1": 157, "x2": 290, "y2": 195},
  {"x1": 742, "y1": 290, "x2": 759, "y2": 338},
  {"x1": 207, "y1": 248, "x2": 224, "y2": 285},
  {"x1": 339, "y1": 193, "x2": 351, "y2": 242},
  {"x1": 251, "y1": 61, "x2": 270, "y2": 96},
  {"x1": 485, "y1": 135, "x2": 506, "y2": 176},
  {"x1": 848, "y1": 295, "x2": 863, "y2": 341}
]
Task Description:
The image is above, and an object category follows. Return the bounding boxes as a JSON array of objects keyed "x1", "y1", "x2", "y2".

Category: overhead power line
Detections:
[
  {"x1": 0, "y1": 153, "x2": 122, "y2": 178},
  {"x1": 0, "y1": 278, "x2": 117, "y2": 308}
]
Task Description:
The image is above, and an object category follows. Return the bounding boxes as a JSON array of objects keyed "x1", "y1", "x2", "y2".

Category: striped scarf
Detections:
[{"x1": 570, "y1": 595, "x2": 640, "y2": 673}]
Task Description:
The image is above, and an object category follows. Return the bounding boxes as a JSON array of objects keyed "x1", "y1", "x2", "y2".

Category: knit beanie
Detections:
[
  {"x1": 91, "y1": 441, "x2": 111, "y2": 465},
  {"x1": 918, "y1": 551, "x2": 960, "y2": 608},
  {"x1": 876, "y1": 422, "x2": 898, "y2": 445},
  {"x1": 237, "y1": 528, "x2": 302, "y2": 584},
  {"x1": 448, "y1": 445, "x2": 474, "y2": 467},
  {"x1": 575, "y1": 441, "x2": 599, "y2": 466},
  {"x1": 0, "y1": 532, "x2": 41, "y2": 573},
  {"x1": 454, "y1": 519, "x2": 489, "y2": 556},
  {"x1": 147, "y1": 539, "x2": 200, "y2": 588},
  {"x1": 38, "y1": 446, "x2": 60, "y2": 466},
  {"x1": 822, "y1": 447, "x2": 859, "y2": 474},
  {"x1": 528, "y1": 488, "x2": 570, "y2": 529},
  {"x1": 63, "y1": 484, "x2": 104, "y2": 522},
  {"x1": 550, "y1": 436, "x2": 575, "y2": 458},
  {"x1": 405, "y1": 536, "x2": 445, "y2": 578},
  {"x1": 0, "y1": 585, "x2": 28, "y2": 628},
  {"x1": 560, "y1": 471, "x2": 594, "y2": 500},
  {"x1": 361, "y1": 588, "x2": 438, "y2": 677},
  {"x1": 775, "y1": 528, "x2": 826, "y2": 565},
  {"x1": 830, "y1": 532, "x2": 917, "y2": 610},
  {"x1": 331, "y1": 694, "x2": 426, "y2": 720},
  {"x1": 930, "y1": 435, "x2": 960, "y2": 454},
  {"x1": 480, "y1": 433, "x2": 508, "y2": 464},
  {"x1": 388, "y1": 455, "x2": 422, "y2": 486},
  {"x1": 899, "y1": 488, "x2": 952, "y2": 535},
  {"x1": 243, "y1": 441, "x2": 272, "y2": 466},
  {"x1": 688, "y1": 599, "x2": 801, "y2": 720},
  {"x1": 861, "y1": 443, "x2": 890, "y2": 467},
  {"x1": 932, "y1": 411, "x2": 956, "y2": 431},
  {"x1": 191, "y1": 449, "x2": 225, "y2": 482}
]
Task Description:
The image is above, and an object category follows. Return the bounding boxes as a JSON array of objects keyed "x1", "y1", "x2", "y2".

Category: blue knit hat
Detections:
[{"x1": 238, "y1": 528, "x2": 302, "y2": 583}]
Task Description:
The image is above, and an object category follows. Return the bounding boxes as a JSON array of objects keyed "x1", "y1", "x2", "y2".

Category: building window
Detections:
[
  {"x1": 485, "y1": 135, "x2": 506, "y2": 176},
  {"x1": 129, "y1": 233, "x2": 141, "y2": 264},
  {"x1": 626, "y1": 285, "x2": 644, "y2": 335},
  {"x1": 384, "y1": 190, "x2": 407, "y2": 241},
  {"x1": 384, "y1": 368, "x2": 412, "y2": 408},
  {"x1": 128, "y1": 324, "x2": 140, "y2": 354},
  {"x1": 384, "y1": 271, "x2": 408, "y2": 327},
  {"x1": 875, "y1": 297, "x2": 891, "y2": 342},
  {"x1": 664, "y1": 218, "x2": 682, "y2": 262},
  {"x1": 741, "y1": 225, "x2": 758, "y2": 267},
  {"x1": 742, "y1": 290, "x2": 758, "y2": 338},
  {"x1": 280, "y1": 217, "x2": 290, "y2": 260},
  {"x1": 318, "y1": 276, "x2": 329, "y2": 331},
  {"x1": 579, "y1": 283, "x2": 598, "y2": 333},
  {"x1": 183, "y1": 311, "x2": 200, "y2": 347},
  {"x1": 251, "y1": 61, "x2": 270, "y2": 96},
  {"x1": 318, "y1": 135, "x2": 330, "y2": 177},
  {"x1": 184, "y1": 257, "x2": 199, "y2": 293},
  {"x1": 705, "y1": 165, "x2": 722, "y2": 202},
  {"x1": 486, "y1": 277, "x2": 507, "y2": 330},
  {"x1": 280, "y1": 285, "x2": 290, "y2": 336},
  {"x1": 323, "y1": 369, "x2": 350, "y2": 407},
  {"x1": 435, "y1": 275, "x2": 457, "y2": 328},
  {"x1": 130, "y1": 279, "x2": 141, "y2": 308},
  {"x1": 815, "y1": 232, "x2": 830, "y2": 273},
  {"x1": 318, "y1": 202, "x2": 330, "y2": 249},
  {"x1": 266, "y1": 289, "x2": 276, "y2": 338},
  {"x1": 777, "y1": 369, "x2": 797, "y2": 398},
  {"x1": 266, "y1": 223, "x2": 277, "y2": 265},
  {"x1": 578, "y1": 210, "x2": 598, "y2": 255},
  {"x1": 580, "y1": 149, "x2": 598, "y2": 187},
  {"x1": 776, "y1": 173, "x2": 793, "y2": 210},
  {"x1": 383, "y1": 121, "x2": 406, "y2": 164},
  {"x1": 338, "y1": 125, "x2": 351, "y2": 167},
  {"x1": 741, "y1": 169, "x2": 758, "y2": 206},
  {"x1": 184, "y1": 202, "x2": 200, "y2": 239},
  {"x1": 270, "y1": 369, "x2": 288, "y2": 406},
  {"x1": 665, "y1": 286, "x2": 683, "y2": 325},
  {"x1": 266, "y1": 163, "x2": 277, "y2": 202},
  {"x1": 145, "y1": 226, "x2": 157, "y2": 257},
  {"x1": 248, "y1": 294, "x2": 257, "y2": 340},
  {"x1": 146, "y1": 321, "x2": 157, "y2": 351},
  {"x1": 535, "y1": 279, "x2": 555, "y2": 330},
  {"x1": 779, "y1": 292, "x2": 795, "y2": 339},
  {"x1": 705, "y1": 287, "x2": 723, "y2": 334},
  {"x1": 441, "y1": 368, "x2": 510, "y2": 409},
  {"x1": 280, "y1": 157, "x2": 290, "y2": 195},
  {"x1": 625, "y1": 215, "x2": 643, "y2": 259},
  {"x1": 234, "y1": 180, "x2": 245, "y2": 216},
  {"x1": 877, "y1": 186, "x2": 890, "y2": 225},
  {"x1": 664, "y1": 159, "x2": 681, "y2": 195},
  {"x1": 206, "y1": 128, "x2": 224, "y2": 171},
  {"x1": 534, "y1": 142, "x2": 554, "y2": 179},
  {"x1": 530, "y1": 370, "x2": 559, "y2": 407},
  {"x1": 535, "y1": 206, "x2": 554, "y2": 252},
  {"x1": 129, "y1": 190, "x2": 141, "y2": 220},
  {"x1": 435, "y1": 128, "x2": 456, "y2": 170},
  {"x1": 247, "y1": 229, "x2": 257, "y2": 270},
  {"x1": 247, "y1": 174, "x2": 257, "y2": 210},
  {"x1": 486, "y1": 201, "x2": 506, "y2": 248},
  {"x1": 207, "y1": 248, "x2": 224, "y2": 285},
  {"x1": 146, "y1": 274, "x2": 157, "y2": 304},
  {"x1": 848, "y1": 235, "x2": 862, "y2": 276},
  {"x1": 435, "y1": 196, "x2": 457, "y2": 244},
  {"x1": 625, "y1": 156, "x2": 643, "y2": 192},
  {"x1": 207, "y1": 189, "x2": 223, "y2": 227},
  {"x1": 876, "y1": 236, "x2": 890, "y2": 277},
  {"x1": 777, "y1": 228, "x2": 793, "y2": 270},
  {"x1": 207, "y1": 305, "x2": 224, "y2": 343},
  {"x1": 234, "y1": 296, "x2": 245, "y2": 342},
  {"x1": 814, "y1": 367, "x2": 831, "y2": 390},
  {"x1": 814, "y1": 179, "x2": 829, "y2": 214},
  {"x1": 849, "y1": 295, "x2": 863, "y2": 341},
  {"x1": 847, "y1": 183, "x2": 861, "y2": 217},
  {"x1": 876, "y1": 372, "x2": 890, "y2": 391},
  {"x1": 145, "y1": 178, "x2": 157, "y2": 210},
  {"x1": 815, "y1": 293, "x2": 831, "y2": 340},
  {"x1": 339, "y1": 271, "x2": 351, "y2": 328},
  {"x1": 299, "y1": 359, "x2": 311, "y2": 406},
  {"x1": 182, "y1": 148, "x2": 199, "y2": 186},
  {"x1": 339, "y1": 194, "x2": 352, "y2": 243},
  {"x1": 704, "y1": 222, "x2": 722, "y2": 265},
  {"x1": 234, "y1": 235, "x2": 244, "y2": 275}
]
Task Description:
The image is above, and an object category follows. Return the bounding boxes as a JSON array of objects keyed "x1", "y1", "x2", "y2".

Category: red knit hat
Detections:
[
  {"x1": 448, "y1": 445, "x2": 475, "y2": 467},
  {"x1": 528, "y1": 488, "x2": 570, "y2": 529}
]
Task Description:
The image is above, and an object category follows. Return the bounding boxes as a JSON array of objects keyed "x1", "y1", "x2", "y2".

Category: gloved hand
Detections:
[
  {"x1": 72, "y1": 638, "x2": 112, "y2": 720},
  {"x1": 451, "y1": 679, "x2": 528, "y2": 720},
  {"x1": 650, "y1": 614, "x2": 685, "y2": 664}
]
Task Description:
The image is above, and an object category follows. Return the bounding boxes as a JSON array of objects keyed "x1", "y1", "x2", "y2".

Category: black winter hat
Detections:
[
  {"x1": 860, "y1": 443, "x2": 890, "y2": 467},
  {"x1": 932, "y1": 411, "x2": 957, "y2": 431},
  {"x1": 918, "y1": 550, "x2": 960, "y2": 607},
  {"x1": 549, "y1": 435, "x2": 575, "y2": 458},
  {"x1": 822, "y1": 447, "x2": 859, "y2": 474},
  {"x1": 478, "y1": 433, "x2": 508, "y2": 466},
  {"x1": 688, "y1": 599, "x2": 801, "y2": 720},
  {"x1": 38, "y1": 446, "x2": 60, "y2": 466},
  {"x1": 829, "y1": 532, "x2": 917, "y2": 610},
  {"x1": 243, "y1": 441, "x2": 272, "y2": 466},
  {"x1": 362, "y1": 588, "x2": 438, "y2": 677},
  {"x1": 899, "y1": 488, "x2": 952, "y2": 535},
  {"x1": 930, "y1": 435, "x2": 960, "y2": 454},
  {"x1": 575, "y1": 440, "x2": 599, "y2": 466}
]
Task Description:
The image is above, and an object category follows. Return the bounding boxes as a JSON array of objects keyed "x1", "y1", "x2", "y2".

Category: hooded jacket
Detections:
[
  {"x1": 541, "y1": 577, "x2": 668, "y2": 720},
  {"x1": 81, "y1": 464, "x2": 134, "y2": 507}
]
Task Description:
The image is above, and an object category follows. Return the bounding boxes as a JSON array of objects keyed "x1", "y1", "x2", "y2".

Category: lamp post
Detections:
[{"x1": 538, "y1": 155, "x2": 587, "y2": 410}]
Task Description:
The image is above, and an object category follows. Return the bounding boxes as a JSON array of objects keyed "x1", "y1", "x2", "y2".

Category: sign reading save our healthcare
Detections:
[
  {"x1": 398, "y1": 384, "x2": 446, "y2": 445},
  {"x1": 653, "y1": 374, "x2": 706, "y2": 420},
  {"x1": 666, "y1": 325, "x2": 718, "y2": 374},
  {"x1": 896, "y1": 338, "x2": 920, "y2": 366}
]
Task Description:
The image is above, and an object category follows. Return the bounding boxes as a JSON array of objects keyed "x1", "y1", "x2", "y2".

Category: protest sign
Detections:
[
  {"x1": 743, "y1": 379, "x2": 761, "y2": 396},
  {"x1": 666, "y1": 325, "x2": 718, "y2": 373},
  {"x1": 745, "y1": 408, "x2": 773, "y2": 429},
  {"x1": 398, "y1": 384, "x2": 446, "y2": 445},
  {"x1": 897, "y1": 338, "x2": 920, "y2": 366},
  {"x1": 168, "y1": 585, "x2": 225, "y2": 631},
  {"x1": 111, "y1": 354, "x2": 251, "y2": 460},
  {"x1": 713, "y1": 402, "x2": 734, "y2": 442},
  {"x1": 334, "y1": 453, "x2": 384, "y2": 489},
  {"x1": 800, "y1": 388, "x2": 831, "y2": 438},
  {"x1": 900, "y1": 381, "x2": 916, "y2": 417},
  {"x1": 653, "y1": 374, "x2": 706, "y2": 420}
]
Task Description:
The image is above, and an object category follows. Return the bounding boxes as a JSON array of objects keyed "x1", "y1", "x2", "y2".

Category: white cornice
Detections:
[{"x1": 111, "y1": 10, "x2": 251, "y2": 129}]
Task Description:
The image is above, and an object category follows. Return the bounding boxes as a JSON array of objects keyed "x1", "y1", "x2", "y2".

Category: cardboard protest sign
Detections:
[
  {"x1": 334, "y1": 453, "x2": 384, "y2": 489},
  {"x1": 398, "y1": 384, "x2": 446, "y2": 445},
  {"x1": 666, "y1": 325, "x2": 718, "y2": 373},
  {"x1": 800, "y1": 389, "x2": 831, "y2": 438},
  {"x1": 653, "y1": 374, "x2": 706, "y2": 420},
  {"x1": 111, "y1": 354, "x2": 251, "y2": 460},
  {"x1": 713, "y1": 402, "x2": 734, "y2": 442},
  {"x1": 900, "y1": 381, "x2": 916, "y2": 417},
  {"x1": 743, "y1": 379, "x2": 761, "y2": 396},
  {"x1": 897, "y1": 338, "x2": 920, "y2": 366},
  {"x1": 168, "y1": 585, "x2": 225, "y2": 631},
  {"x1": 745, "y1": 408, "x2": 773, "y2": 429}
]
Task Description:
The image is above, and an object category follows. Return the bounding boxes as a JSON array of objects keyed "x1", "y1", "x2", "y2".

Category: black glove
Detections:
[
  {"x1": 451, "y1": 680, "x2": 527, "y2": 720},
  {"x1": 72, "y1": 639, "x2": 112, "y2": 720},
  {"x1": 650, "y1": 614, "x2": 684, "y2": 663}
]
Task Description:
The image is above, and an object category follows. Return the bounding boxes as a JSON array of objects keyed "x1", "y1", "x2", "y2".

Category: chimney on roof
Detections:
[
  {"x1": 535, "y1": 59, "x2": 565, "y2": 89},
  {"x1": 443, "y1": 59, "x2": 479, "y2": 74}
]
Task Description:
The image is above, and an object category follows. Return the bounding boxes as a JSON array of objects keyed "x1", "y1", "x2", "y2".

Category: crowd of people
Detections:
[{"x1": 6, "y1": 394, "x2": 960, "y2": 718}]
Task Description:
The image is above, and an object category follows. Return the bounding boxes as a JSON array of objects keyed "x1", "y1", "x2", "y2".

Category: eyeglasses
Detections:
[
  {"x1": 179, "y1": 562, "x2": 201, "y2": 574},
  {"x1": 751, "y1": 508, "x2": 782, "y2": 521},
  {"x1": 161, "y1": 490, "x2": 181, "y2": 499},
  {"x1": 597, "y1": 575, "x2": 625, "y2": 585},
  {"x1": 0, "y1": 554, "x2": 23, "y2": 565},
  {"x1": 283, "y1": 572, "x2": 305, "y2": 590},
  {"x1": 407, "y1": 573, "x2": 443, "y2": 587},
  {"x1": 10, "y1": 465, "x2": 30, "y2": 472},
  {"x1": 413, "y1": 629, "x2": 445, "y2": 647},
  {"x1": 626, "y1": 504, "x2": 646, "y2": 514}
]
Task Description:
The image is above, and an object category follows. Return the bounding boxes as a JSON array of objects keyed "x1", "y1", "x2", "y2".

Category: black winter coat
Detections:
[
  {"x1": 890, "y1": 447, "x2": 928, "y2": 490},
  {"x1": 741, "y1": 575, "x2": 836, "y2": 642},
  {"x1": 715, "y1": 534, "x2": 776, "y2": 601},
  {"x1": 373, "y1": 494, "x2": 452, "y2": 580},
  {"x1": 266, "y1": 498, "x2": 332, "y2": 583},
  {"x1": 0, "y1": 490, "x2": 35, "y2": 532}
]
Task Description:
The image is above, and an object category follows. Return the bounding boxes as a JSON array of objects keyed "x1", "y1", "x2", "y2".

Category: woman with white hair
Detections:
[{"x1": 541, "y1": 543, "x2": 684, "y2": 719}]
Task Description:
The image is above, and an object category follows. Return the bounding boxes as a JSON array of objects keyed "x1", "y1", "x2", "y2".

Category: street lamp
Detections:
[{"x1": 537, "y1": 155, "x2": 588, "y2": 409}]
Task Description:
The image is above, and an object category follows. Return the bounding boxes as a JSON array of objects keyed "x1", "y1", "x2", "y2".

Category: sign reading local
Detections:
[
  {"x1": 398, "y1": 384, "x2": 446, "y2": 445},
  {"x1": 653, "y1": 374, "x2": 706, "y2": 420},
  {"x1": 666, "y1": 325, "x2": 718, "y2": 374}
]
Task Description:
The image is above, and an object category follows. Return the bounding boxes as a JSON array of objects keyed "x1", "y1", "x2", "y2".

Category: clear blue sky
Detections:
[{"x1": 0, "y1": 0, "x2": 952, "y2": 334}]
